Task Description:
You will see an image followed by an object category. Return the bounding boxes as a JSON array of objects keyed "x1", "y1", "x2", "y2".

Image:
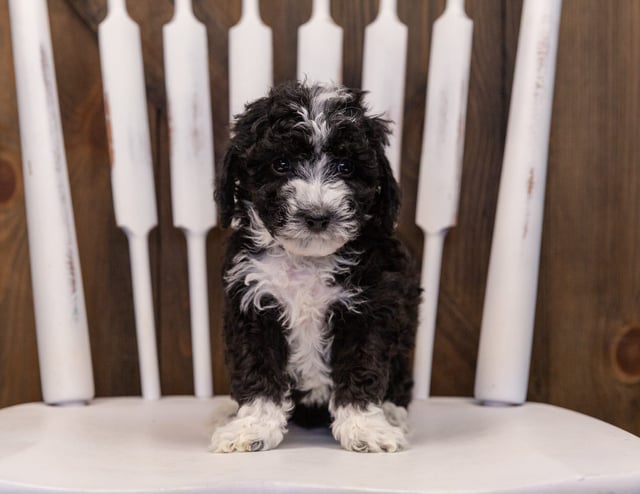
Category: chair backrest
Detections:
[{"x1": 6, "y1": 0, "x2": 561, "y2": 407}]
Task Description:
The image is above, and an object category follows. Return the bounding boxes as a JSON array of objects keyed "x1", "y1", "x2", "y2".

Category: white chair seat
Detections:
[{"x1": 1, "y1": 396, "x2": 639, "y2": 493}]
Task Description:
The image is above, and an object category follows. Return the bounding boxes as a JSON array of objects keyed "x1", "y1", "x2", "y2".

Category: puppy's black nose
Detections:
[{"x1": 304, "y1": 214, "x2": 331, "y2": 233}]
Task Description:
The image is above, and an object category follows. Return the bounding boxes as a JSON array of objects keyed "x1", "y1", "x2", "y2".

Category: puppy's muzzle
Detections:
[{"x1": 304, "y1": 213, "x2": 332, "y2": 233}]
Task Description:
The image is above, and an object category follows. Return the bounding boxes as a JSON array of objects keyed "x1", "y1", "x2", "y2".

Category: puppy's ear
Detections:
[
  {"x1": 367, "y1": 116, "x2": 400, "y2": 234},
  {"x1": 216, "y1": 95, "x2": 271, "y2": 228},
  {"x1": 374, "y1": 153, "x2": 400, "y2": 234},
  {"x1": 216, "y1": 146, "x2": 238, "y2": 228}
]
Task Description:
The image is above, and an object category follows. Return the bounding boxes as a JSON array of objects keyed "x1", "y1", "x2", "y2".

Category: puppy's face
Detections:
[{"x1": 219, "y1": 83, "x2": 399, "y2": 257}]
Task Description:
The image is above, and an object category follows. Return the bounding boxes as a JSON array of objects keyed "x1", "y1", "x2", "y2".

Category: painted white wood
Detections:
[
  {"x1": 126, "y1": 233, "x2": 161, "y2": 400},
  {"x1": 163, "y1": 0, "x2": 215, "y2": 398},
  {"x1": 98, "y1": 0, "x2": 160, "y2": 400},
  {"x1": 362, "y1": 0, "x2": 408, "y2": 181},
  {"x1": 186, "y1": 230, "x2": 213, "y2": 398},
  {"x1": 413, "y1": 0, "x2": 473, "y2": 399},
  {"x1": 297, "y1": 0, "x2": 343, "y2": 84},
  {"x1": 2, "y1": 396, "x2": 640, "y2": 493},
  {"x1": 229, "y1": 0, "x2": 273, "y2": 118},
  {"x1": 412, "y1": 234, "x2": 444, "y2": 400},
  {"x1": 7, "y1": 0, "x2": 94, "y2": 406},
  {"x1": 474, "y1": 0, "x2": 563, "y2": 406},
  {"x1": 163, "y1": 0, "x2": 217, "y2": 234}
]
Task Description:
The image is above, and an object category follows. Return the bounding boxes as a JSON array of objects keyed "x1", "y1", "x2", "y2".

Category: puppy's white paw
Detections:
[
  {"x1": 209, "y1": 398, "x2": 290, "y2": 453},
  {"x1": 382, "y1": 401, "x2": 409, "y2": 435},
  {"x1": 209, "y1": 399, "x2": 239, "y2": 430},
  {"x1": 331, "y1": 403, "x2": 408, "y2": 453}
]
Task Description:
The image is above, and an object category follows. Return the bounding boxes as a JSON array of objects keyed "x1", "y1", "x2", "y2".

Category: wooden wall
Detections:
[{"x1": 1, "y1": 0, "x2": 639, "y2": 436}]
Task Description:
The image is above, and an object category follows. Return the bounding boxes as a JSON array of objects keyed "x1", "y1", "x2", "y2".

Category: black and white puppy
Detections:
[{"x1": 210, "y1": 81, "x2": 420, "y2": 453}]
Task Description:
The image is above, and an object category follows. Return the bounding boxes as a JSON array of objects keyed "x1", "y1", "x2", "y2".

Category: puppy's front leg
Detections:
[
  {"x1": 210, "y1": 303, "x2": 291, "y2": 453},
  {"x1": 209, "y1": 397, "x2": 291, "y2": 453},
  {"x1": 329, "y1": 310, "x2": 409, "y2": 453}
]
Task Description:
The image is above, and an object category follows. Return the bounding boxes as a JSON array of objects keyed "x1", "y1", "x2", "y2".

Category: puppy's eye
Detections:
[
  {"x1": 336, "y1": 160, "x2": 354, "y2": 176},
  {"x1": 271, "y1": 159, "x2": 290, "y2": 175}
]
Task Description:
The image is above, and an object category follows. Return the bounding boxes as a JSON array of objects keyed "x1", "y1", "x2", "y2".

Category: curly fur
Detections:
[{"x1": 211, "y1": 81, "x2": 420, "y2": 453}]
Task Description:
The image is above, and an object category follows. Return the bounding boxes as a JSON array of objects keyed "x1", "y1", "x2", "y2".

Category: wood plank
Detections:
[
  {"x1": 122, "y1": 1, "x2": 188, "y2": 396},
  {"x1": 331, "y1": 0, "x2": 377, "y2": 89},
  {"x1": 0, "y1": 0, "x2": 41, "y2": 407},
  {"x1": 395, "y1": 0, "x2": 441, "y2": 259},
  {"x1": 191, "y1": 0, "x2": 242, "y2": 396},
  {"x1": 51, "y1": 0, "x2": 143, "y2": 397},
  {"x1": 427, "y1": 0, "x2": 509, "y2": 396},
  {"x1": 529, "y1": 0, "x2": 640, "y2": 434},
  {"x1": 262, "y1": 0, "x2": 312, "y2": 84}
]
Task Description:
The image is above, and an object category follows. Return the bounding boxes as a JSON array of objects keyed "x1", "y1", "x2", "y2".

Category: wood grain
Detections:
[
  {"x1": 531, "y1": 0, "x2": 640, "y2": 430},
  {"x1": 430, "y1": 0, "x2": 507, "y2": 397},
  {"x1": 50, "y1": 0, "x2": 143, "y2": 397},
  {"x1": 0, "y1": 0, "x2": 42, "y2": 405},
  {"x1": 1, "y1": 0, "x2": 639, "y2": 437}
]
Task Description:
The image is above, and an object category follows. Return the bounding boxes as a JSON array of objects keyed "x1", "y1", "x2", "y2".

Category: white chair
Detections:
[{"x1": 2, "y1": 0, "x2": 640, "y2": 493}]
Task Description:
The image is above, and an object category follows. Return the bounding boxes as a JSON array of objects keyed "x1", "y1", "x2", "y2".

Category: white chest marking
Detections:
[{"x1": 226, "y1": 247, "x2": 359, "y2": 405}]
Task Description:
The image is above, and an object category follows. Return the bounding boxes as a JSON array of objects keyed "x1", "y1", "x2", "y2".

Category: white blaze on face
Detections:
[
  {"x1": 285, "y1": 156, "x2": 348, "y2": 214},
  {"x1": 294, "y1": 83, "x2": 352, "y2": 154},
  {"x1": 277, "y1": 157, "x2": 357, "y2": 257},
  {"x1": 261, "y1": 84, "x2": 361, "y2": 257}
]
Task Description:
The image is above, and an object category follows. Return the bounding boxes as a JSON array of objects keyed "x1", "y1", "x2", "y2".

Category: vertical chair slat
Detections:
[
  {"x1": 7, "y1": 0, "x2": 94, "y2": 406},
  {"x1": 297, "y1": 0, "x2": 343, "y2": 84},
  {"x1": 229, "y1": 0, "x2": 273, "y2": 118},
  {"x1": 474, "y1": 0, "x2": 563, "y2": 405},
  {"x1": 98, "y1": 0, "x2": 160, "y2": 400},
  {"x1": 163, "y1": 0, "x2": 216, "y2": 398},
  {"x1": 413, "y1": 0, "x2": 473, "y2": 399},
  {"x1": 362, "y1": 0, "x2": 407, "y2": 181}
]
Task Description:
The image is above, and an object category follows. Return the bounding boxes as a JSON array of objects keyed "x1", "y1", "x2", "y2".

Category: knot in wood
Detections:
[
  {"x1": 611, "y1": 325, "x2": 640, "y2": 384},
  {"x1": 0, "y1": 159, "x2": 17, "y2": 205}
]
